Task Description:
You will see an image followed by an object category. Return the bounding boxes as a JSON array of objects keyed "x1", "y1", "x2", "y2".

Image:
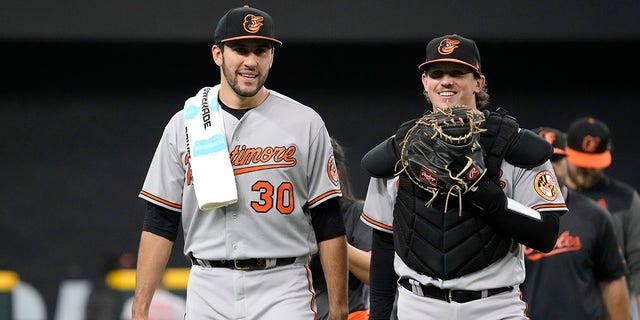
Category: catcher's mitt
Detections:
[{"x1": 397, "y1": 105, "x2": 487, "y2": 211}]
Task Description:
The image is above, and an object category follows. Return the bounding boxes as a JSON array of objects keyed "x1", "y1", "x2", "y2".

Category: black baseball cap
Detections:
[
  {"x1": 532, "y1": 127, "x2": 567, "y2": 158},
  {"x1": 565, "y1": 117, "x2": 612, "y2": 169},
  {"x1": 214, "y1": 5, "x2": 282, "y2": 46},
  {"x1": 418, "y1": 34, "x2": 481, "y2": 73}
]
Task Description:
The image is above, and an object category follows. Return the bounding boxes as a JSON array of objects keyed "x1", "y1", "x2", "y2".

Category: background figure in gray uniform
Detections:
[
  {"x1": 522, "y1": 127, "x2": 629, "y2": 319},
  {"x1": 565, "y1": 116, "x2": 640, "y2": 319},
  {"x1": 359, "y1": 34, "x2": 568, "y2": 320},
  {"x1": 130, "y1": 5, "x2": 348, "y2": 320},
  {"x1": 310, "y1": 137, "x2": 372, "y2": 320}
]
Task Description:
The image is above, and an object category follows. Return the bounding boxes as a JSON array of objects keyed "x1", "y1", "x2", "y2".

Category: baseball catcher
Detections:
[
  {"x1": 362, "y1": 34, "x2": 567, "y2": 320},
  {"x1": 396, "y1": 105, "x2": 486, "y2": 212}
]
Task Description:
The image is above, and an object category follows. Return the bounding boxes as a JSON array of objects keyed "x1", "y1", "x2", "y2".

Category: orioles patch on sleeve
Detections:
[
  {"x1": 327, "y1": 154, "x2": 340, "y2": 186},
  {"x1": 533, "y1": 170, "x2": 558, "y2": 201}
]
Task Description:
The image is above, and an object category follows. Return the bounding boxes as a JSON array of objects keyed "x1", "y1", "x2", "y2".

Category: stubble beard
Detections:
[
  {"x1": 222, "y1": 61, "x2": 268, "y2": 98},
  {"x1": 568, "y1": 167, "x2": 602, "y2": 190}
]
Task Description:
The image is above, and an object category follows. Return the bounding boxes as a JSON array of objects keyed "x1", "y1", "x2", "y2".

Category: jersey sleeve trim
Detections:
[
  {"x1": 139, "y1": 190, "x2": 182, "y2": 211},
  {"x1": 532, "y1": 203, "x2": 567, "y2": 212},
  {"x1": 361, "y1": 212, "x2": 393, "y2": 232},
  {"x1": 307, "y1": 189, "x2": 342, "y2": 207}
]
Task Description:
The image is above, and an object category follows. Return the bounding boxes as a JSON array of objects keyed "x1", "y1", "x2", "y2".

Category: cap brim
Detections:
[
  {"x1": 418, "y1": 58, "x2": 479, "y2": 71},
  {"x1": 220, "y1": 36, "x2": 283, "y2": 46},
  {"x1": 565, "y1": 147, "x2": 611, "y2": 168}
]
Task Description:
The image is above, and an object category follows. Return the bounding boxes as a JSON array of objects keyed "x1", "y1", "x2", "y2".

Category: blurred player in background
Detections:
[
  {"x1": 522, "y1": 127, "x2": 629, "y2": 319},
  {"x1": 311, "y1": 137, "x2": 372, "y2": 320},
  {"x1": 565, "y1": 117, "x2": 640, "y2": 319}
]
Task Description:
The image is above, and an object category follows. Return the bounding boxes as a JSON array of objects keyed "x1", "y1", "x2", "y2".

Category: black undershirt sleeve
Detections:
[
  {"x1": 466, "y1": 178, "x2": 563, "y2": 253},
  {"x1": 310, "y1": 197, "x2": 346, "y2": 242},
  {"x1": 369, "y1": 229, "x2": 397, "y2": 320},
  {"x1": 483, "y1": 207, "x2": 563, "y2": 253},
  {"x1": 143, "y1": 202, "x2": 181, "y2": 242}
]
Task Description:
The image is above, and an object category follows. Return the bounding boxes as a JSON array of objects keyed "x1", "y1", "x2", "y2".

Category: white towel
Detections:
[{"x1": 184, "y1": 85, "x2": 238, "y2": 210}]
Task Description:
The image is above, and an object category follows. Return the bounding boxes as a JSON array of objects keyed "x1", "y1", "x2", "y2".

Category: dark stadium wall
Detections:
[{"x1": 1, "y1": 0, "x2": 638, "y2": 42}]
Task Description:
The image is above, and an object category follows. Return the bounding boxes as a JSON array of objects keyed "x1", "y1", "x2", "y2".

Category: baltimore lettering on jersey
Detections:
[
  {"x1": 230, "y1": 145, "x2": 297, "y2": 174},
  {"x1": 183, "y1": 144, "x2": 298, "y2": 186}
]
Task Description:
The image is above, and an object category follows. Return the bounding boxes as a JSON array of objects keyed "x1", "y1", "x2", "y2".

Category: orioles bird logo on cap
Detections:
[
  {"x1": 438, "y1": 38, "x2": 460, "y2": 55},
  {"x1": 243, "y1": 14, "x2": 264, "y2": 33},
  {"x1": 581, "y1": 135, "x2": 601, "y2": 153}
]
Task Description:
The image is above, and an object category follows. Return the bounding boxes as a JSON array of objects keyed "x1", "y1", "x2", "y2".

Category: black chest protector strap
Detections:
[
  {"x1": 480, "y1": 108, "x2": 519, "y2": 180},
  {"x1": 480, "y1": 108, "x2": 553, "y2": 178}
]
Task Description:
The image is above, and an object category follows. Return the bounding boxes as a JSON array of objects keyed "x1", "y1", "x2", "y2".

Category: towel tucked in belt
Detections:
[{"x1": 184, "y1": 85, "x2": 238, "y2": 210}]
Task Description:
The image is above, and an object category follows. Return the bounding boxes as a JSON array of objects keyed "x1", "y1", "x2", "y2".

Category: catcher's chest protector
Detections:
[{"x1": 393, "y1": 175, "x2": 514, "y2": 279}]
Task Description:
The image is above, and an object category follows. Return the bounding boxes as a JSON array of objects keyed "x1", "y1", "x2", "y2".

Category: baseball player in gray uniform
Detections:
[
  {"x1": 130, "y1": 6, "x2": 348, "y2": 320},
  {"x1": 359, "y1": 34, "x2": 568, "y2": 319}
]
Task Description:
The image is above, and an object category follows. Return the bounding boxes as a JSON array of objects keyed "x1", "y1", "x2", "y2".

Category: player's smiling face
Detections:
[
  {"x1": 214, "y1": 39, "x2": 274, "y2": 98},
  {"x1": 422, "y1": 62, "x2": 484, "y2": 111}
]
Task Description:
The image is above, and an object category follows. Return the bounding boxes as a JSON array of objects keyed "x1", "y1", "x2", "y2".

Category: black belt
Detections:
[
  {"x1": 189, "y1": 254, "x2": 297, "y2": 271},
  {"x1": 399, "y1": 278, "x2": 512, "y2": 303}
]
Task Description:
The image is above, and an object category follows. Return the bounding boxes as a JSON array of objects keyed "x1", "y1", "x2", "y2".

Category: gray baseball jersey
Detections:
[
  {"x1": 139, "y1": 88, "x2": 342, "y2": 260},
  {"x1": 361, "y1": 160, "x2": 566, "y2": 290}
]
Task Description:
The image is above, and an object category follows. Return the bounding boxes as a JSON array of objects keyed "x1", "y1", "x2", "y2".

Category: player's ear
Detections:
[
  {"x1": 268, "y1": 47, "x2": 275, "y2": 68},
  {"x1": 212, "y1": 44, "x2": 223, "y2": 66},
  {"x1": 474, "y1": 75, "x2": 486, "y2": 93}
]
